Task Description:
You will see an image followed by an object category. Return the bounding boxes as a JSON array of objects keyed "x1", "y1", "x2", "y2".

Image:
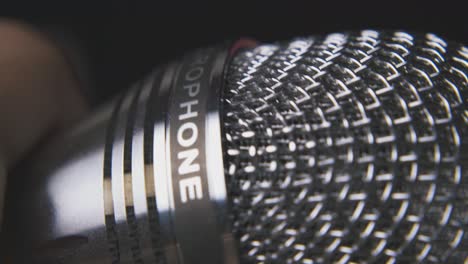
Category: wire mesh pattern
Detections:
[{"x1": 222, "y1": 31, "x2": 468, "y2": 263}]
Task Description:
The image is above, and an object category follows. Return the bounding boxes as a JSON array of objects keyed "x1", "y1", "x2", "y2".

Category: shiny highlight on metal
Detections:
[
  {"x1": 223, "y1": 30, "x2": 468, "y2": 263},
  {"x1": 3, "y1": 31, "x2": 467, "y2": 264},
  {"x1": 5, "y1": 46, "x2": 238, "y2": 264}
]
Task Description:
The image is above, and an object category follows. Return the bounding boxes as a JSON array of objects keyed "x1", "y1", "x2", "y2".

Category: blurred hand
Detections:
[{"x1": 0, "y1": 20, "x2": 88, "y2": 234}]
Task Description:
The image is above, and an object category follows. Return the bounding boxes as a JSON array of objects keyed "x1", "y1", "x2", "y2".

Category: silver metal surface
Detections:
[
  {"x1": 223, "y1": 31, "x2": 468, "y2": 263},
  {"x1": 5, "y1": 46, "x2": 236, "y2": 263},
  {"x1": 4, "y1": 30, "x2": 468, "y2": 264},
  {"x1": 6, "y1": 72, "x2": 164, "y2": 263}
]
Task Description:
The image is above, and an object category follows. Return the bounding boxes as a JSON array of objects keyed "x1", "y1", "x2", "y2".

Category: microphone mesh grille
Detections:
[{"x1": 222, "y1": 31, "x2": 468, "y2": 263}]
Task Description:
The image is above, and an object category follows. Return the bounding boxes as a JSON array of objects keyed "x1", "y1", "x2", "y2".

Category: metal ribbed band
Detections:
[
  {"x1": 103, "y1": 71, "x2": 169, "y2": 263},
  {"x1": 103, "y1": 45, "x2": 240, "y2": 264},
  {"x1": 103, "y1": 91, "x2": 125, "y2": 263}
]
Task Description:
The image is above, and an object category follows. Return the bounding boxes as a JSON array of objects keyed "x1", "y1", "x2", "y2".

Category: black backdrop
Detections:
[{"x1": 2, "y1": 1, "x2": 466, "y2": 105}]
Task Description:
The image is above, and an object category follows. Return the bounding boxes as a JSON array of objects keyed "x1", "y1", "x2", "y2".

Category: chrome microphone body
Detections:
[{"x1": 4, "y1": 31, "x2": 468, "y2": 264}]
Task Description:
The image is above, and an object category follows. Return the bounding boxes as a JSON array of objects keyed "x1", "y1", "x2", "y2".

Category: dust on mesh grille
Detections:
[{"x1": 222, "y1": 31, "x2": 468, "y2": 263}]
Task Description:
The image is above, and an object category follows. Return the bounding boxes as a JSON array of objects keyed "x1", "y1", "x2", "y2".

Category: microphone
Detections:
[{"x1": 4, "y1": 30, "x2": 467, "y2": 264}]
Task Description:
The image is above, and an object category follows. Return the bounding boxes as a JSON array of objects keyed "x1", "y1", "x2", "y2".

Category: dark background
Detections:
[{"x1": 1, "y1": 1, "x2": 466, "y2": 106}]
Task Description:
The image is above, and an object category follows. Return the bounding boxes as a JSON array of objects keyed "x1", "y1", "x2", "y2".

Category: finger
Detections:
[{"x1": 0, "y1": 20, "x2": 88, "y2": 228}]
